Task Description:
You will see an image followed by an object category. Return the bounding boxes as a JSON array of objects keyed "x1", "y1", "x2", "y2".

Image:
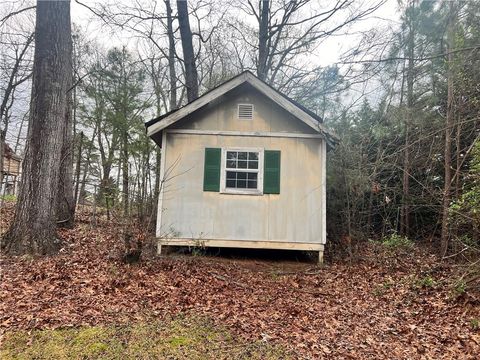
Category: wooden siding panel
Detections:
[
  {"x1": 170, "y1": 87, "x2": 318, "y2": 135},
  {"x1": 159, "y1": 133, "x2": 325, "y2": 245}
]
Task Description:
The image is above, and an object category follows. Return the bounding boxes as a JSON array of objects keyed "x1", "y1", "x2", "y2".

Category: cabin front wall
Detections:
[
  {"x1": 158, "y1": 133, "x2": 326, "y2": 250},
  {"x1": 156, "y1": 86, "x2": 327, "y2": 255}
]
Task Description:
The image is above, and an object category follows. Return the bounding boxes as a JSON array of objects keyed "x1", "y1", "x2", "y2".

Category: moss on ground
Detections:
[{"x1": 0, "y1": 316, "x2": 289, "y2": 360}]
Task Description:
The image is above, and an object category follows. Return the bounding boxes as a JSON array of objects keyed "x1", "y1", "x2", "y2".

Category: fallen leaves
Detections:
[{"x1": 0, "y1": 202, "x2": 479, "y2": 358}]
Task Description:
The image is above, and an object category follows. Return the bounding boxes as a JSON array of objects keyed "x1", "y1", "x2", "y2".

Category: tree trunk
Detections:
[
  {"x1": 57, "y1": 80, "x2": 75, "y2": 228},
  {"x1": 150, "y1": 147, "x2": 161, "y2": 232},
  {"x1": 177, "y1": 0, "x2": 198, "y2": 102},
  {"x1": 78, "y1": 128, "x2": 97, "y2": 205},
  {"x1": 441, "y1": 4, "x2": 456, "y2": 256},
  {"x1": 2, "y1": 0, "x2": 72, "y2": 255},
  {"x1": 257, "y1": 0, "x2": 269, "y2": 81},
  {"x1": 400, "y1": 8, "x2": 415, "y2": 238},
  {"x1": 165, "y1": 0, "x2": 178, "y2": 110},
  {"x1": 455, "y1": 111, "x2": 462, "y2": 198},
  {"x1": 0, "y1": 139, "x2": 3, "y2": 189},
  {"x1": 122, "y1": 131, "x2": 129, "y2": 217},
  {"x1": 73, "y1": 132, "x2": 84, "y2": 206}
]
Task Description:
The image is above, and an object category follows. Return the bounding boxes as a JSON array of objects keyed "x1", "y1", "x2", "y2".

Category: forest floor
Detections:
[{"x1": 1, "y1": 201, "x2": 480, "y2": 359}]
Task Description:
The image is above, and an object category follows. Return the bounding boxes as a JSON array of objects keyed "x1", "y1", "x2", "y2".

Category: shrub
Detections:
[
  {"x1": 381, "y1": 233, "x2": 413, "y2": 248},
  {"x1": 414, "y1": 276, "x2": 436, "y2": 289},
  {"x1": 449, "y1": 140, "x2": 480, "y2": 249}
]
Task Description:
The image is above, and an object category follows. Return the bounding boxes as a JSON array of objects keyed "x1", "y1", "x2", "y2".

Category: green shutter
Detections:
[
  {"x1": 203, "y1": 148, "x2": 221, "y2": 192},
  {"x1": 264, "y1": 150, "x2": 281, "y2": 194}
]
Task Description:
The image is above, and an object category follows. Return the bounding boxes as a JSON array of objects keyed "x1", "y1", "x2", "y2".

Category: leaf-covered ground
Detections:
[{"x1": 1, "y1": 202, "x2": 479, "y2": 359}]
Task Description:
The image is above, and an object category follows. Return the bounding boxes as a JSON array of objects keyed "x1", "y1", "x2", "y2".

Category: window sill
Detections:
[{"x1": 220, "y1": 189, "x2": 264, "y2": 196}]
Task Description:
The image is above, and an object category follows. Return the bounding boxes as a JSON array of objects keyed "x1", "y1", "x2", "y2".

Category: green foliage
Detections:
[
  {"x1": 452, "y1": 279, "x2": 467, "y2": 297},
  {"x1": 470, "y1": 318, "x2": 479, "y2": 331},
  {"x1": 414, "y1": 276, "x2": 437, "y2": 289},
  {"x1": 0, "y1": 317, "x2": 289, "y2": 360},
  {"x1": 381, "y1": 233, "x2": 413, "y2": 248},
  {"x1": 449, "y1": 140, "x2": 480, "y2": 245},
  {"x1": 0, "y1": 194, "x2": 16, "y2": 202}
]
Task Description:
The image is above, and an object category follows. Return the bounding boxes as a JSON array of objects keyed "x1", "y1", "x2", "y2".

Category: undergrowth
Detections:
[{"x1": 380, "y1": 233, "x2": 413, "y2": 248}]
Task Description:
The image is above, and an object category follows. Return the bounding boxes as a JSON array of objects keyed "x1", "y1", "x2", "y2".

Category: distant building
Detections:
[{"x1": 1, "y1": 142, "x2": 22, "y2": 196}]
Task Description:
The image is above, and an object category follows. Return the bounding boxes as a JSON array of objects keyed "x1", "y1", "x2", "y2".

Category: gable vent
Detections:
[{"x1": 238, "y1": 104, "x2": 254, "y2": 120}]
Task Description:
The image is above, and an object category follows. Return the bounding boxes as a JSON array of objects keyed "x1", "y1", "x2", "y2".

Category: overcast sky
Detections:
[
  {"x1": 70, "y1": 0, "x2": 402, "y2": 67},
  {"x1": 1, "y1": 0, "x2": 403, "y2": 150}
]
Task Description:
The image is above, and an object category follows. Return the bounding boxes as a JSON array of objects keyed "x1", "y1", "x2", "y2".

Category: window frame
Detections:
[
  {"x1": 237, "y1": 103, "x2": 254, "y2": 120},
  {"x1": 220, "y1": 147, "x2": 264, "y2": 195}
]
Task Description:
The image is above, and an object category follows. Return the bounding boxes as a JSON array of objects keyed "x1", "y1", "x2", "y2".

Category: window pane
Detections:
[
  {"x1": 237, "y1": 160, "x2": 247, "y2": 169},
  {"x1": 226, "y1": 160, "x2": 236, "y2": 168},
  {"x1": 224, "y1": 167, "x2": 258, "y2": 191},
  {"x1": 248, "y1": 160, "x2": 258, "y2": 169},
  {"x1": 248, "y1": 152, "x2": 258, "y2": 160},
  {"x1": 237, "y1": 180, "x2": 247, "y2": 188},
  {"x1": 238, "y1": 152, "x2": 247, "y2": 160},
  {"x1": 227, "y1": 152, "x2": 237, "y2": 160}
]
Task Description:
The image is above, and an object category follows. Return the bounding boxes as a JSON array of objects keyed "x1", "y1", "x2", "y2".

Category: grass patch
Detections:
[
  {"x1": 0, "y1": 194, "x2": 16, "y2": 202},
  {"x1": 0, "y1": 316, "x2": 289, "y2": 360}
]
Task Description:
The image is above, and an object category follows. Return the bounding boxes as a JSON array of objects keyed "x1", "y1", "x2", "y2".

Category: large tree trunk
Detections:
[
  {"x1": 57, "y1": 81, "x2": 75, "y2": 228},
  {"x1": 257, "y1": 0, "x2": 269, "y2": 81},
  {"x1": 177, "y1": 0, "x2": 198, "y2": 102},
  {"x1": 441, "y1": 3, "x2": 456, "y2": 256},
  {"x1": 2, "y1": 0, "x2": 72, "y2": 255}
]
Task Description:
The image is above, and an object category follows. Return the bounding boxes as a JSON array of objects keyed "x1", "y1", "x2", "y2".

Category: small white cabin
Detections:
[{"x1": 146, "y1": 71, "x2": 338, "y2": 262}]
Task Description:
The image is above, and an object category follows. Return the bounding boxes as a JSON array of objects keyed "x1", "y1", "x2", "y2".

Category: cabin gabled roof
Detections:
[{"x1": 145, "y1": 71, "x2": 339, "y2": 146}]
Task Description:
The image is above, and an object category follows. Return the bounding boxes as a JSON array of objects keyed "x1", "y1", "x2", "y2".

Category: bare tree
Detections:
[
  {"x1": 232, "y1": 0, "x2": 385, "y2": 91},
  {"x1": 257, "y1": 0, "x2": 269, "y2": 80},
  {"x1": 177, "y1": 0, "x2": 198, "y2": 102},
  {"x1": 441, "y1": 1, "x2": 457, "y2": 255}
]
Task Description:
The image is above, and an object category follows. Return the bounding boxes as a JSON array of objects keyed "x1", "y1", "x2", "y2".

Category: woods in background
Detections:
[
  {"x1": 327, "y1": 1, "x2": 480, "y2": 258},
  {"x1": 0, "y1": 0, "x2": 479, "y2": 260}
]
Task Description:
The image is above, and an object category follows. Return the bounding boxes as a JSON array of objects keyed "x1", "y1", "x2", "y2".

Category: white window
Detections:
[
  {"x1": 220, "y1": 147, "x2": 264, "y2": 195},
  {"x1": 237, "y1": 104, "x2": 254, "y2": 120}
]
